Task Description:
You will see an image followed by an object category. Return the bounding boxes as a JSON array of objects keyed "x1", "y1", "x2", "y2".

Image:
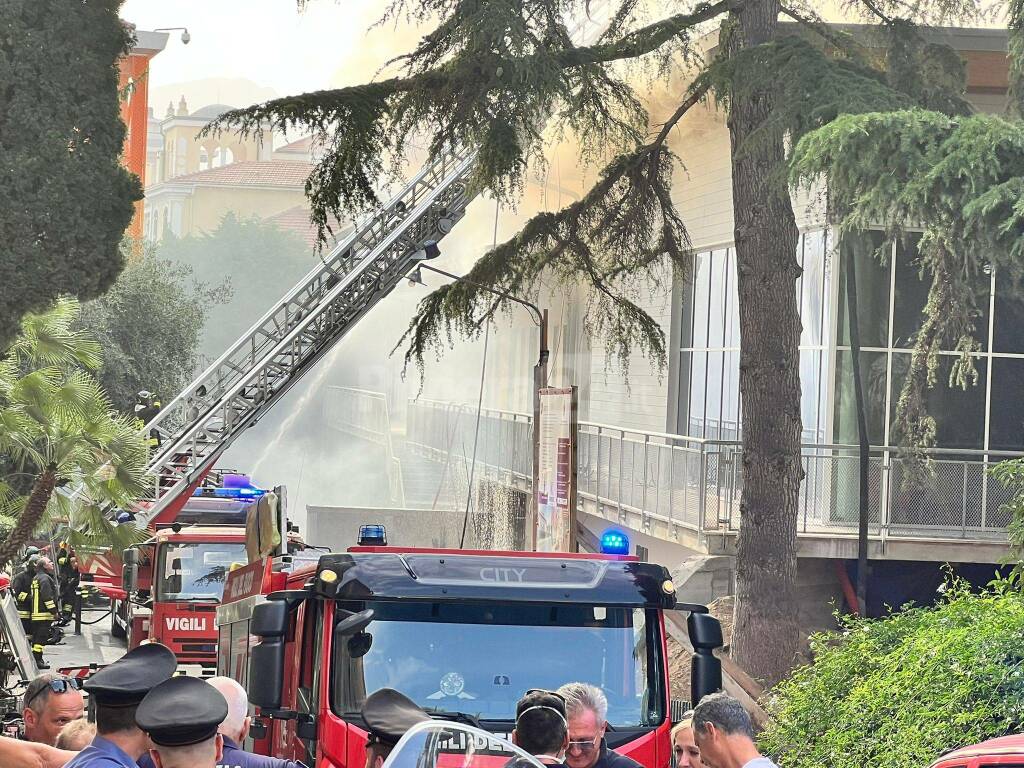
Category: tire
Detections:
[{"x1": 110, "y1": 599, "x2": 127, "y2": 640}]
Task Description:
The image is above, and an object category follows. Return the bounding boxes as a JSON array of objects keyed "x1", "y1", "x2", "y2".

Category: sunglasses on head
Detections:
[
  {"x1": 25, "y1": 678, "x2": 82, "y2": 708},
  {"x1": 525, "y1": 688, "x2": 566, "y2": 702}
]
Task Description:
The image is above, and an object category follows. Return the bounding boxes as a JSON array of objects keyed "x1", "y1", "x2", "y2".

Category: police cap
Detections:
[
  {"x1": 136, "y1": 676, "x2": 228, "y2": 747},
  {"x1": 84, "y1": 643, "x2": 177, "y2": 707},
  {"x1": 361, "y1": 688, "x2": 432, "y2": 747}
]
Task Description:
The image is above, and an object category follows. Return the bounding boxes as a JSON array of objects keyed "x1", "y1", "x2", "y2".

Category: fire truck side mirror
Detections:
[
  {"x1": 688, "y1": 612, "x2": 723, "y2": 705},
  {"x1": 122, "y1": 549, "x2": 139, "y2": 594},
  {"x1": 249, "y1": 601, "x2": 289, "y2": 711}
]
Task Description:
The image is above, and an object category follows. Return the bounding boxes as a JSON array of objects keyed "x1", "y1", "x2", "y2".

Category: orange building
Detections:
[{"x1": 119, "y1": 27, "x2": 169, "y2": 243}]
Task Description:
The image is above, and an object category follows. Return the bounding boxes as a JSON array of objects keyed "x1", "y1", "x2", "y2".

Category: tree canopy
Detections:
[
  {"x1": 79, "y1": 245, "x2": 225, "y2": 414},
  {"x1": 0, "y1": 0, "x2": 142, "y2": 351},
  {"x1": 211, "y1": 0, "x2": 1022, "y2": 682},
  {"x1": 0, "y1": 299, "x2": 149, "y2": 571},
  {"x1": 155, "y1": 214, "x2": 317, "y2": 365}
]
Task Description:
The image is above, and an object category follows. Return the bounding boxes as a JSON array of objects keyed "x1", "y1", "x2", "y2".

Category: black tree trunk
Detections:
[{"x1": 726, "y1": 0, "x2": 805, "y2": 685}]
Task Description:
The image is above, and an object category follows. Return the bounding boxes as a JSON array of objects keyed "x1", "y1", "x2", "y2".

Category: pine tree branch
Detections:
[{"x1": 780, "y1": 5, "x2": 862, "y2": 58}]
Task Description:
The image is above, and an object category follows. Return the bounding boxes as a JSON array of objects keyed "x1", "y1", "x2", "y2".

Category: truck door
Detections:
[{"x1": 286, "y1": 599, "x2": 321, "y2": 766}]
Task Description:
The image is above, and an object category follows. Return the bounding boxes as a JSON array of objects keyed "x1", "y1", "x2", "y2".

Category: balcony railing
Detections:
[{"x1": 406, "y1": 399, "x2": 1020, "y2": 545}]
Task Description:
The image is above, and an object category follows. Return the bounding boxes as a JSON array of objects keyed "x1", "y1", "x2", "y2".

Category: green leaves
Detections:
[
  {"x1": 791, "y1": 110, "x2": 1024, "y2": 448},
  {"x1": 761, "y1": 582, "x2": 1024, "y2": 768},
  {"x1": 0, "y1": 299, "x2": 148, "y2": 552},
  {"x1": 0, "y1": 0, "x2": 141, "y2": 351}
]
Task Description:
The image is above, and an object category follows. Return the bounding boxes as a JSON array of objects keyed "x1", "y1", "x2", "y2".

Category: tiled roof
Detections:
[
  {"x1": 165, "y1": 161, "x2": 313, "y2": 188},
  {"x1": 277, "y1": 135, "x2": 313, "y2": 153},
  {"x1": 264, "y1": 205, "x2": 350, "y2": 249}
]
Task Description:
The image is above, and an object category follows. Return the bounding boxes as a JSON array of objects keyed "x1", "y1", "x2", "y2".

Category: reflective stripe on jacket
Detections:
[{"x1": 30, "y1": 573, "x2": 56, "y2": 621}]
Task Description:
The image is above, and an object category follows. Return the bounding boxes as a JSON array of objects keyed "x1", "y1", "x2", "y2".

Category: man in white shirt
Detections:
[{"x1": 691, "y1": 693, "x2": 779, "y2": 768}]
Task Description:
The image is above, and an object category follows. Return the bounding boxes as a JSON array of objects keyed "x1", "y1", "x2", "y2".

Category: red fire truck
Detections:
[
  {"x1": 113, "y1": 479, "x2": 297, "y2": 670},
  {"x1": 216, "y1": 529, "x2": 723, "y2": 768}
]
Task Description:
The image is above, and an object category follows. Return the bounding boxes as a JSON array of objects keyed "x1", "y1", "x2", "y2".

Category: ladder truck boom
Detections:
[
  {"x1": 132, "y1": 3, "x2": 612, "y2": 527},
  {"x1": 136, "y1": 147, "x2": 476, "y2": 526}
]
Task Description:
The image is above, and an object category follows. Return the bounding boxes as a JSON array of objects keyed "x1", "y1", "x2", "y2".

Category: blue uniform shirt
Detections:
[
  {"x1": 65, "y1": 735, "x2": 142, "y2": 768},
  {"x1": 218, "y1": 736, "x2": 306, "y2": 768}
]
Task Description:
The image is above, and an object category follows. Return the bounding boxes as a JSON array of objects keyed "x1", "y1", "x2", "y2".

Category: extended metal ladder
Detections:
[
  {"x1": 135, "y1": 7, "x2": 611, "y2": 525},
  {"x1": 137, "y1": 146, "x2": 475, "y2": 522}
]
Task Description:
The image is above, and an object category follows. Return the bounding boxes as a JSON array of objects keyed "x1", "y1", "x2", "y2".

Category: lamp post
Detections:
[
  {"x1": 153, "y1": 27, "x2": 191, "y2": 44},
  {"x1": 407, "y1": 261, "x2": 549, "y2": 544}
]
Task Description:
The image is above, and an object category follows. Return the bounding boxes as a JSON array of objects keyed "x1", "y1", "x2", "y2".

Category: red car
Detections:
[{"x1": 929, "y1": 734, "x2": 1024, "y2": 767}]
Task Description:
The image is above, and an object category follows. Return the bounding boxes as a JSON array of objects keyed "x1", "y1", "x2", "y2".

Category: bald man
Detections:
[{"x1": 206, "y1": 678, "x2": 303, "y2": 768}]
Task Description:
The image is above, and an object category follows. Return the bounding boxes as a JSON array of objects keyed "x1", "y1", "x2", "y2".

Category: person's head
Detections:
[
  {"x1": 512, "y1": 689, "x2": 569, "y2": 761},
  {"x1": 691, "y1": 693, "x2": 756, "y2": 768},
  {"x1": 149, "y1": 734, "x2": 224, "y2": 768},
  {"x1": 671, "y1": 715, "x2": 704, "y2": 768},
  {"x1": 360, "y1": 688, "x2": 432, "y2": 768},
  {"x1": 206, "y1": 677, "x2": 250, "y2": 744},
  {"x1": 56, "y1": 718, "x2": 95, "y2": 751},
  {"x1": 22, "y1": 674, "x2": 85, "y2": 746},
  {"x1": 137, "y1": 676, "x2": 228, "y2": 768},
  {"x1": 557, "y1": 683, "x2": 608, "y2": 768},
  {"x1": 36, "y1": 557, "x2": 53, "y2": 574}
]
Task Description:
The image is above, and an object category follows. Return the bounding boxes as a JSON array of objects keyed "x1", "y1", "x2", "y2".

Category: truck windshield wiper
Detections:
[{"x1": 425, "y1": 709, "x2": 483, "y2": 730}]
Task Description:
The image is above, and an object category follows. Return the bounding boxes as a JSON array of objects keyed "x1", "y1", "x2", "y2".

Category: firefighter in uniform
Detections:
[
  {"x1": 64, "y1": 643, "x2": 177, "y2": 768},
  {"x1": 55, "y1": 542, "x2": 79, "y2": 625},
  {"x1": 29, "y1": 557, "x2": 58, "y2": 669},
  {"x1": 135, "y1": 391, "x2": 162, "y2": 452},
  {"x1": 13, "y1": 554, "x2": 38, "y2": 633}
]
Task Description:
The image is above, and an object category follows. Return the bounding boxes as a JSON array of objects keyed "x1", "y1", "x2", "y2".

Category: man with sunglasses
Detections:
[
  {"x1": 22, "y1": 674, "x2": 85, "y2": 747},
  {"x1": 557, "y1": 684, "x2": 641, "y2": 768}
]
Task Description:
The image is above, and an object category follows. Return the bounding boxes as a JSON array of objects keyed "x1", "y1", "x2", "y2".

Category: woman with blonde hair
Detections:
[{"x1": 671, "y1": 713, "x2": 705, "y2": 768}]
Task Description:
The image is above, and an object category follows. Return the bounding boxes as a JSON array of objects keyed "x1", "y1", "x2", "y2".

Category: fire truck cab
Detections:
[
  {"x1": 216, "y1": 542, "x2": 723, "y2": 768},
  {"x1": 116, "y1": 479, "x2": 296, "y2": 670}
]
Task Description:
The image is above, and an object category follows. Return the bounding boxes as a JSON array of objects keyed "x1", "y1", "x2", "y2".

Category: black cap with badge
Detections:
[
  {"x1": 361, "y1": 688, "x2": 433, "y2": 747},
  {"x1": 136, "y1": 676, "x2": 229, "y2": 746},
  {"x1": 84, "y1": 643, "x2": 178, "y2": 707}
]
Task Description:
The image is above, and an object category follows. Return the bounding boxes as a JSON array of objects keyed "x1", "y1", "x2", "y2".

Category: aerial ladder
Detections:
[{"x1": 134, "y1": 9, "x2": 610, "y2": 527}]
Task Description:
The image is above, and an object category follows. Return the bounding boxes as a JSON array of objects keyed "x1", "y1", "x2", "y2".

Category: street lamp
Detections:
[
  {"x1": 406, "y1": 259, "x2": 549, "y2": 544},
  {"x1": 154, "y1": 27, "x2": 191, "y2": 44}
]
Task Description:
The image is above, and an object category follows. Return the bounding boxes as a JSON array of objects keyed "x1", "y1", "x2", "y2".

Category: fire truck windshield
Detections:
[
  {"x1": 156, "y1": 542, "x2": 248, "y2": 601},
  {"x1": 332, "y1": 601, "x2": 664, "y2": 728}
]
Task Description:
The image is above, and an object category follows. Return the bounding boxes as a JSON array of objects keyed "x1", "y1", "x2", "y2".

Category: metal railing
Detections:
[{"x1": 405, "y1": 400, "x2": 1020, "y2": 545}]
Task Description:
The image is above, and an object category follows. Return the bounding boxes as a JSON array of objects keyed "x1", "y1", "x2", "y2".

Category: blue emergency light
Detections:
[
  {"x1": 358, "y1": 524, "x2": 388, "y2": 546},
  {"x1": 192, "y1": 485, "x2": 266, "y2": 499},
  {"x1": 600, "y1": 529, "x2": 630, "y2": 555}
]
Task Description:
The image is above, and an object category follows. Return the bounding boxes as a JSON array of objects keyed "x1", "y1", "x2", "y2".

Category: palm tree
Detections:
[{"x1": 0, "y1": 299, "x2": 149, "y2": 572}]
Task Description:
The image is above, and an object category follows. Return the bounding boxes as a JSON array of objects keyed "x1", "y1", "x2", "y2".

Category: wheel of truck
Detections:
[{"x1": 110, "y1": 599, "x2": 127, "y2": 640}]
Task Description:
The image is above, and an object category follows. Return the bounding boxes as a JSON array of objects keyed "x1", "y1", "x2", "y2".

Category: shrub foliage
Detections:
[{"x1": 760, "y1": 581, "x2": 1024, "y2": 768}]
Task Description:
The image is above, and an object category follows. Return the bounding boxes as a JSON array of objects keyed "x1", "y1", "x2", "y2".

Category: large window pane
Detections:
[
  {"x1": 833, "y1": 350, "x2": 888, "y2": 445},
  {"x1": 888, "y1": 353, "x2": 987, "y2": 450},
  {"x1": 993, "y1": 272, "x2": 1024, "y2": 353},
  {"x1": 800, "y1": 349, "x2": 824, "y2": 443},
  {"x1": 687, "y1": 351, "x2": 707, "y2": 437},
  {"x1": 989, "y1": 357, "x2": 1024, "y2": 451},
  {"x1": 704, "y1": 351, "x2": 725, "y2": 439},
  {"x1": 707, "y1": 251, "x2": 728, "y2": 348},
  {"x1": 800, "y1": 231, "x2": 830, "y2": 348},
  {"x1": 690, "y1": 252, "x2": 711, "y2": 350},
  {"x1": 837, "y1": 232, "x2": 891, "y2": 348},
  {"x1": 893, "y1": 233, "x2": 990, "y2": 351},
  {"x1": 722, "y1": 349, "x2": 740, "y2": 441}
]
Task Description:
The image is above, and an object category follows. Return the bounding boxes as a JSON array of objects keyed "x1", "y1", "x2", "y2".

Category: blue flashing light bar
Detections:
[
  {"x1": 192, "y1": 485, "x2": 266, "y2": 499},
  {"x1": 600, "y1": 528, "x2": 630, "y2": 556},
  {"x1": 358, "y1": 524, "x2": 388, "y2": 546}
]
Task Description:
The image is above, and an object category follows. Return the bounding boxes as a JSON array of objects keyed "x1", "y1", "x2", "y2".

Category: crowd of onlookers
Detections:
[{"x1": 0, "y1": 641, "x2": 774, "y2": 768}]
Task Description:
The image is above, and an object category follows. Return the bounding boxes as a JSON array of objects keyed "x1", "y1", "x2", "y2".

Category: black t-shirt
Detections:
[{"x1": 593, "y1": 742, "x2": 642, "y2": 768}]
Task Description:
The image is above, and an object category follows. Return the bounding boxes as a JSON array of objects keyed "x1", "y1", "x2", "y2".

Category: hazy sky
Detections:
[{"x1": 121, "y1": 0, "x2": 420, "y2": 110}]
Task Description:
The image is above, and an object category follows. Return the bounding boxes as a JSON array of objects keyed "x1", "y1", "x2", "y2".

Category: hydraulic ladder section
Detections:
[
  {"x1": 135, "y1": 5, "x2": 612, "y2": 526},
  {"x1": 136, "y1": 146, "x2": 475, "y2": 523}
]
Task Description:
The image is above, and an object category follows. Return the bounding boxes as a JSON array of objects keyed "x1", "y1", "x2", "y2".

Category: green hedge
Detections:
[{"x1": 760, "y1": 581, "x2": 1024, "y2": 767}]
